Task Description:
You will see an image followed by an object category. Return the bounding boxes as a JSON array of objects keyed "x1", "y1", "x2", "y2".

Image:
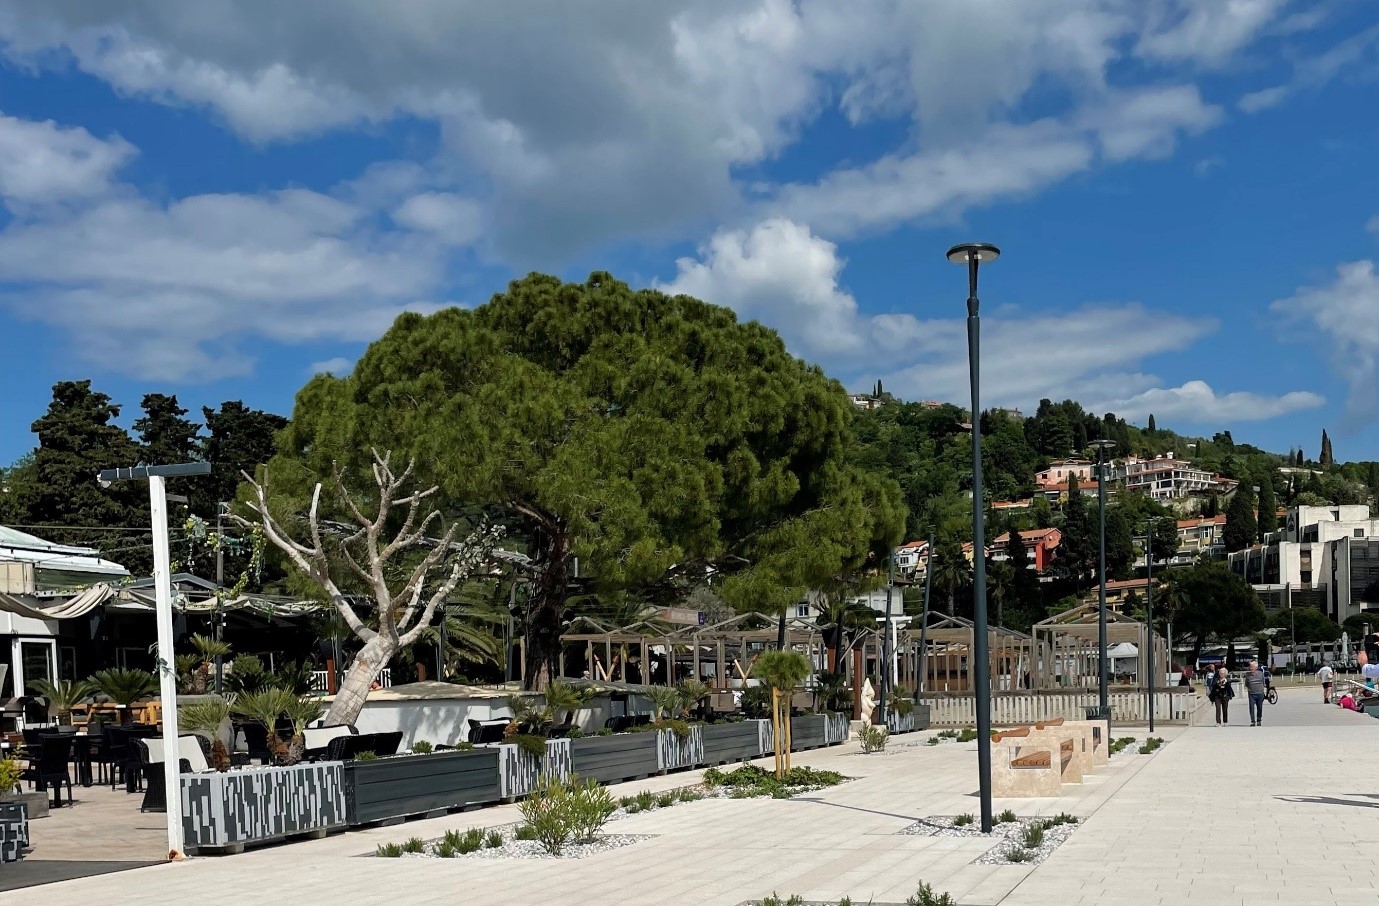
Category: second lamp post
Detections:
[{"x1": 1090, "y1": 438, "x2": 1116, "y2": 726}]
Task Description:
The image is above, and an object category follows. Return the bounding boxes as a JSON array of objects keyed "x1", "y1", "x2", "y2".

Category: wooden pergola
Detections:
[
  {"x1": 1031, "y1": 602, "x2": 1167, "y2": 690},
  {"x1": 899, "y1": 613, "x2": 1034, "y2": 694},
  {"x1": 558, "y1": 612, "x2": 835, "y2": 690}
]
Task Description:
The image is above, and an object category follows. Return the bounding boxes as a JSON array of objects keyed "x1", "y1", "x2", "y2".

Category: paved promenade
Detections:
[{"x1": 10, "y1": 685, "x2": 1372, "y2": 905}]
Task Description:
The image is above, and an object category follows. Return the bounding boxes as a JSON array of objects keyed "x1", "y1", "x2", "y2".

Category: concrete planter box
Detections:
[
  {"x1": 885, "y1": 711, "x2": 914, "y2": 734},
  {"x1": 344, "y1": 748, "x2": 501, "y2": 825},
  {"x1": 570, "y1": 732, "x2": 660, "y2": 784},
  {"x1": 912, "y1": 704, "x2": 931, "y2": 730},
  {"x1": 0, "y1": 791, "x2": 48, "y2": 820},
  {"x1": 181, "y1": 762, "x2": 346, "y2": 855},
  {"x1": 656, "y1": 725, "x2": 705, "y2": 773},
  {"x1": 701, "y1": 720, "x2": 768, "y2": 765},
  {"x1": 495, "y1": 739, "x2": 572, "y2": 800},
  {"x1": 789, "y1": 715, "x2": 829, "y2": 752},
  {"x1": 824, "y1": 712, "x2": 849, "y2": 744},
  {"x1": 0, "y1": 802, "x2": 28, "y2": 863}
]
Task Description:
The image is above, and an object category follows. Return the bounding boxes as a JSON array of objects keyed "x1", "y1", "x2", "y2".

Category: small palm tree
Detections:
[
  {"x1": 676, "y1": 679, "x2": 709, "y2": 719},
  {"x1": 189, "y1": 634, "x2": 232, "y2": 694},
  {"x1": 752, "y1": 649, "x2": 811, "y2": 778},
  {"x1": 91, "y1": 668, "x2": 158, "y2": 723},
  {"x1": 232, "y1": 688, "x2": 298, "y2": 764},
  {"x1": 542, "y1": 679, "x2": 589, "y2": 728},
  {"x1": 31, "y1": 678, "x2": 97, "y2": 726},
  {"x1": 179, "y1": 697, "x2": 235, "y2": 771},
  {"x1": 280, "y1": 696, "x2": 324, "y2": 765},
  {"x1": 647, "y1": 686, "x2": 684, "y2": 724}
]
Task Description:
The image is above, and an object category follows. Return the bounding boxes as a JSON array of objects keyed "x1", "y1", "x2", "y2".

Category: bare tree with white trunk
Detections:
[{"x1": 234, "y1": 449, "x2": 500, "y2": 727}]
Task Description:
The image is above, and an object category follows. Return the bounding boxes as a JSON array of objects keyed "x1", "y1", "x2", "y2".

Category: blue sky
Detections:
[{"x1": 0, "y1": 1, "x2": 1377, "y2": 466}]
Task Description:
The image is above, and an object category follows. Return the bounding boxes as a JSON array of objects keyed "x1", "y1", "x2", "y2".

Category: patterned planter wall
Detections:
[
  {"x1": 0, "y1": 802, "x2": 27, "y2": 863},
  {"x1": 344, "y1": 748, "x2": 501, "y2": 825},
  {"x1": 181, "y1": 763, "x2": 346, "y2": 854},
  {"x1": 701, "y1": 720, "x2": 768, "y2": 765},
  {"x1": 789, "y1": 715, "x2": 829, "y2": 751},
  {"x1": 824, "y1": 712, "x2": 850, "y2": 744},
  {"x1": 885, "y1": 711, "x2": 914, "y2": 734},
  {"x1": 496, "y1": 739, "x2": 571, "y2": 800},
  {"x1": 570, "y1": 732, "x2": 659, "y2": 784},
  {"x1": 656, "y1": 725, "x2": 704, "y2": 773},
  {"x1": 758, "y1": 719, "x2": 774, "y2": 755}
]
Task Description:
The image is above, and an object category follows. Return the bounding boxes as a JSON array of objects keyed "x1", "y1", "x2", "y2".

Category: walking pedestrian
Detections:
[
  {"x1": 1317, "y1": 662, "x2": 1335, "y2": 704},
  {"x1": 1209, "y1": 666, "x2": 1234, "y2": 726},
  {"x1": 1179, "y1": 664, "x2": 1192, "y2": 688},
  {"x1": 1244, "y1": 660, "x2": 1269, "y2": 726}
]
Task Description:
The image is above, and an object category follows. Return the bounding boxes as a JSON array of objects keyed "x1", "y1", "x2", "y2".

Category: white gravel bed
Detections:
[
  {"x1": 900, "y1": 814, "x2": 1079, "y2": 865},
  {"x1": 451, "y1": 834, "x2": 651, "y2": 860}
]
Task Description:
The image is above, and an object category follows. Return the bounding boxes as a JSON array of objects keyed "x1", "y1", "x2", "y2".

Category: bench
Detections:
[
  {"x1": 137, "y1": 735, "x2": 211, "y2": 813},
  {"x1": 992, "y1": 738, "x2": 1064, "y2": 797}
]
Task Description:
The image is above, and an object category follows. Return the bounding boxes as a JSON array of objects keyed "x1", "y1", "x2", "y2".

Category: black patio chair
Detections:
[
  {"x1": 20, "y1": 734, "x2": 73, "y2": 807},
  {"x1": 467, "y1": 719, "x2": 509, "y2": 744},
  {"x1": 372, "y1": 731, "x2": 402, "y2": 757},
  {"x1": 238, "y1": 721, "x2": 272, "y2": 764}
]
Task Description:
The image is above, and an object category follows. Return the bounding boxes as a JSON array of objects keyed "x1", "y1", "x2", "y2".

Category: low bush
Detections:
[
  {"x1": 512, "y1": 733, "x2": 549, "y2": 758},
  {"x1": 410, "y1": 741, "x2": 433, "y2": 755},
  {"x1": 1108, "y1": 737, "x2": 1137, "y2": 755},
  {"x1": 702, "y1": 767, "x2": 725, "y2": 787},
  {"x1": 1023, "y1": 824, "x2": 1045, "y2": 848},
  {"x1": 518, "y1": 775, "x2": 616, "y2": 855},
  {"x1": 925, "y1": 736, "x2": 942, "y2": 746},
  {"x1": 935, "y1": 729, "x2": 958, "y2": 739},
  {"x1": 656, "y1": 792, "x2": 676, "y2": 808},
  {"x1": 400, "y1": 837, "x2": 425, "y2": 853},
  {"x1": 354, "y1": 751, "x2": 378, "y2": 761},
  {"x1": 514, "y1": 824, "x2": 537, "y2": 841},
  {"x1": 759, "y1": 895, "x2": 804, "y2": 906},
  {"x1": 456, "y1": 741, "x2": 474, "y2": 751},
  {"x1": 893, "y1": 697, "x2": 916, "y2": 717},
  {"x1": 953, "y1": 813, "x2": 973, "y2": 827},
  {"x1": 438, "y1": 828, "x2": 485, "y2": 856},
  {"x1": 376, "y1": 842, "x2": 404, "y2": 857},
  {"x1": 1138, "y1": 736, "x2": 1165, "y2": 754},
  {"x1": 1003, "y1": 848, "x2": 1032, "y2": 863},
  {"x1": 956, "y1": 728, "x2": 978, "y2": 743},
  {"x1": 996, "y1": 809, "x2": 1017, "y2": 824},
  {"x1": 907, "y1": 882, "x2": 957, "y2": 906},
  {"x1": 485, "y1": 830, "x2": 503, "y2": 849},
  {"x1": 710, "y1": 764, "x2": 845, "y2": 799},
  {"x1": 858, "y1": 724, "x2": 889, "y2": 753}
]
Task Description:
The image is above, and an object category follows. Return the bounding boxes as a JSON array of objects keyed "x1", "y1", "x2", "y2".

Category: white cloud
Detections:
[
  {"x1": 0, "y1": 1, "x2": 1286, "y2": 260},
  {"x1": 1194, "y1": 157, "x2": 1225, "y2": 177},
  {"x1": 1272, "y1": 260, "x2": 1379, "y2": 426},
  {"x1": 1238, "y1": 85, "x2": 1290, "y2": 113},
  {"x1": 1367, "y1": 214, "x2": 1379, "y2": 235},
  {"x1": 392, "y1": 193, "x2": 485, "y2": 247},
  {"x1": 309, "y1": 357, "x2": 354, "y2": 377},
  {"x1": 1238, "y1": 22, "x2": 1379, "y2": 115},
  {"x1": 0, "y1": 119, "x2": 453, "y2": 380},
  {"x1": 659, "y1": 218, "x2": 1319, "y2": 425},
  {"x1": 0, "y1": 111, "x2": 135, "y2": 203},
  {"x1": 1103, "y1": 380, "x2": 1324, "y2": 422}
]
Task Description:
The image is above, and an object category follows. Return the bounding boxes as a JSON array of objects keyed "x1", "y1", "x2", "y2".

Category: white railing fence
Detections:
[
  {"x1": 921, "y1": 689, "x2": 1195, "y2": 726},
  {"x1": 309, "y1": 667, "x2": 392, "y2": 693}
]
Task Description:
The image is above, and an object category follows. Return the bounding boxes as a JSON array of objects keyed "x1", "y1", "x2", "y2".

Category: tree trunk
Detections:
[
  {"x1": 523, "y1": 528, "x2": 571, "y2": 691},
  {"x1": 210, "y1": 738, "x2": 231, "y2": 772},
  {"x1": 782, "y1": 697, "x2": 792, "y2": 774},
  {"x1": 323, "y1": 635, "x2": 395, "y2": 727},
  {"x1": 946, "y1": 588, "x2": 955, "y2": 617},
  {"x1": 771, "y1": 687, "x2": 782, "y2": 779}
]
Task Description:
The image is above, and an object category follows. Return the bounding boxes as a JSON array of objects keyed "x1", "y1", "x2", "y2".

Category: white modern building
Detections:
[
  {"x1": 1111, "y1": 454, "x2": 1229, "y2": 501},
  {"x1": 1228, "y1": 505, "x2": 1379, "y2": 622}
]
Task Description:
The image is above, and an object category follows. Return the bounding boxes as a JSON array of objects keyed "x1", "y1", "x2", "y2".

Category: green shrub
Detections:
[
  {"x1": 953, "y1": 813, "x2": 973, "y2": 827},
  {"x1": 906, "y1": 882, "x2": 957, "y2": 906},
  {"x1": 411, "y1": 741, "x2": 434, "y2": 755},
  {"x1": 634, "y1": 790, "x2": 656, "y2": 811},
  {"x1": 926, "y1": 737, "x2": 941, "y2": 746},
  {"x1": 740, "y1": 685, "x2": 773, "y2": 719},
  {"x1": 858, "y1": 724, "x2": 889, "y2": 753},
  {"x1": 894, "y1": 697, "x2": 915, "y2": 717},
  {"x1": 376, "y1": 842, "x2": 404, "y2": 857},
  {"x1": 1049, "y1": 812, "x2": 1079, "y2": 826},
  {"x1": 512, "y1": 733, "x2": 548, "y2": 758},
  {"x1": 1023, "y1": 824, "x2": 1045, "y2": 848},
  {"x1": 440, "y1": 828, "x2": 485, "y2": 855},
  {"x1": 996, "y1": 809, "x2": 1017, "y2": 824},
  {"x1": 676, "y1": 788, "x2": 703, "y2": 802},
  {"x1": 517, "y1": 775, "x2": 616, "y2": 855},
  {"x1": 956, "y1": 728, "x2": 978, "y2": 743},
  {"x1": 354, "y1": 751, "x2": 378, "y2": 761},
  {"x1": 514, "y1": 824, "x2": 537, "y2": 841},
  {"x1": 656, "y1": 792, "x2": 676, "y2": 808},
  {"x1": 400, "y1": 837, "x2": 425, "y2": 853},
  {"x1": 569, "y1": 728, "x2": 585, "y2": 738},
  {"x1": 485, "y1": 830, "x2": 503, "y2": 848},
  {"x1": 456, "y1": 741, "x2": 474, "y2": 751},
  {"x1": 759, "y1": 895, "x2": 804, "y2": 906},
  {"x1": 1004, "y1": 848, "x2": 1032, "y2": 863},
  {"x1": 702, "y1": 767, "x2": 725, "y2": 787},
  {"x1": 936, "y1": 729, "x2": 958, "y2": 739},
  {"x1": 595, "y1": 727, "x2": 613, "y2": 736}
]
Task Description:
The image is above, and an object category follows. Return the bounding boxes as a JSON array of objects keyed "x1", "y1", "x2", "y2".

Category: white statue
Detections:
[{"x1": 860, "y1": 678, "x2": 876, "y2": 724}]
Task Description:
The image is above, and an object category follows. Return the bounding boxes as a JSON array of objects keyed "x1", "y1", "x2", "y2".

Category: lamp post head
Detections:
[{"x1": 946, "y1": 243, "x2": 1001, "y2": 265}]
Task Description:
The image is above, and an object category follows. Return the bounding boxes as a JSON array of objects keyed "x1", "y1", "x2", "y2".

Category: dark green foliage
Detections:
[
  {"x1": 1138, "y1": 737, "x2": 1164, "y2": 754},
  {"x1": 1257, "y1": 472, "x2": 1278, "y2": 537},
  {"x1": 1171, "y1": 561, "x2": 1266, "y2": 664},
  {"x1": 954, "y1": 813, "x2": 973, "y2": 826},
  {"x1": 1223, "y1": 485, "x2": 1257, "y2": 553},
  {"x1": 200, "y1": 401, "x2": 288, "y2": 515},
  {"x1": 411, "y1": 741, "x2": 434, "y2": 755},
  {"x1": 1150, "y1": 516, "x2": 1180, "y2": 562},
  {"x1": 996, "y1": 809, "x2": 1017, "y2": 824},
  {"x1": 1023, "y1": 824, "x2": 1045, "y2": 847},
  {"x1": 1004, "y1": 848, "x2": 1033, "y2": 863},
  {"x1": 353, "y1": 750, "x2": 378, "y2": 761},
  {"x1": 439, "y1": 827, "x2": 485, "y2": 856},
  {"x1": 518, "y1": 775, "x2": 617, "y2": 855},
  {"x1": 485, "y1": 830, "x2": 503, "y2": 848},
  {"x1": 375, "y1": 842, "x2": 404, "y2": 857},
  {"x1": 710, "y1": 763, "x2": 845, "y2": 799},
  {"x1": 956, "y1": 727, "x2": 978, "y2": 742},
  {"x1": 907, "y1": 882, "x2": 957, "y2": 906},
  {"x1": 400, "y1": 837, "x2": 425, "y2": 853},
  {"x1": 511, "y1": 734, "x2": 548, "y2": 758},
  {"x1": 739, "y1": 685, "x2": 773, "y2": 719},
  {"x1": 1147, "y1": 415, "x2": 1156, "y2": 433},
  {"x1": 1271, "y1": 606, "x2": 1341, "y2": 643},
  {"x1": 1321, "y1": 430, "x2": 1334, "y2": 467},
  {"x1": 514, "y1": 824, "x2": 537, "y2": 841},
  {"x1": 270, "y1": 272, "x2": 904, "y2": 688},
  {"x1": 1108, "y1": 737, "x2": 1137, "y2": 755}
]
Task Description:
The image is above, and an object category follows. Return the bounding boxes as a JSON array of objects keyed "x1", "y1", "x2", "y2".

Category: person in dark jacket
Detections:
[
  {"x1": 1244, "y1": 660, "x2": 1269, "y2": 726},
  {"x1": 1208, "y1": 666, "x2": 1234, "y2": 726}
]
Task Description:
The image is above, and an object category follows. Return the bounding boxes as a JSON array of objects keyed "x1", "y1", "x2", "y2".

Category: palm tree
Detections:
[
  {"x1": 179, "y1": 697, "x2": 235, "y2": 771},
  {"x1": 676, "y1": 679, "x2": 709, "y2": 719},
  {"x1": 930, "y1": 543, "x2": 971, "y2": 617},
  {"x1": 752, "y1": 650, "x2": 811, "y2": 778},
  {"x1": 30, "y1": 678, "x2": 96, "y2": 726},
  {"x1": 815, "y1": 595, "x2": 876, "y2": 673},
  {"x1": 232, "y1": 688, "x2": 298, "y2": 764},
  {"x1": 189, "y1": 633, "x2": 232, "y2": 694},
  {"x1": 987, "y1": 560, "x2": 1015, "y2": 629},
  {"x1": 280, "y1": 696, "x2": 324, "y2": 764},
  {"x1": 91, "y1": 668, "x2": 158, "y2": 724}
]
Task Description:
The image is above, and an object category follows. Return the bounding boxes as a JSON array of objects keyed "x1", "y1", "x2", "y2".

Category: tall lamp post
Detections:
[
  {"x1": 917, "y1": 532, "x2": 935, "y2": 695},
  {"x1": 1089, "y1": 439, "x2": 1116, "y2": 726},
  {"x1": 1145, "y1": 516, "x2": 1158, "y2": 733},
  {"x1": 947, "y1": 241, "x2": 1000, "y2": 833},
  {"x1": 98, "y1": 461, "x2": 213, "y2": 860}
]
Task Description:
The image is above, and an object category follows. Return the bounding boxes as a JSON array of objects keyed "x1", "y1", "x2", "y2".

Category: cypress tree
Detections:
[
  {"x1": 1147, "y1": 414, "x2": 1156, "y2": 433},
  {"x1": 1257, "y1": 472, "x2": 1278, "y2": 538},
  {"x1": 1320, "y1": 430, "x2": 1334, "y2": 467},
  {"x1": 1223, "y1": 485, "x2": 1258, "y2": 553}
]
